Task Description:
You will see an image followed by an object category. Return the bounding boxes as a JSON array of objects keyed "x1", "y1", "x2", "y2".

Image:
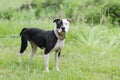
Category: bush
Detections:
[{"x1": 103, "y1": 0, "x2": 120, "y2": 25}]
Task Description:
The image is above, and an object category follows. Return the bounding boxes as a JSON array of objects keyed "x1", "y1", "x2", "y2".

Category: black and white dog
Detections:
[{"x1": 18, "y1": 18, "x2": 71, "y2": 72}]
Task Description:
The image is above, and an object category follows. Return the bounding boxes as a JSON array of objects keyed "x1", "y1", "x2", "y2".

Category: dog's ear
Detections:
[
  {"x1": 67, "y1": 18, "x2": 71, "y2": 23},
  {"x1": 53, "y1": 19, "x2": 61, "y2": 24}
]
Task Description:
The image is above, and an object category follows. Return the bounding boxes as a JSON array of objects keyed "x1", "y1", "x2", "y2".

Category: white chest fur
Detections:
[{"x1": 52, "y1": 39, "x2": 64, "y2": 51}]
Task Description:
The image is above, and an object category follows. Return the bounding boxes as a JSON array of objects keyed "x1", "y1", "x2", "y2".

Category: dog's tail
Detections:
[{"x1": 20, "y1": 28, "x2": 27, "y2": 36}]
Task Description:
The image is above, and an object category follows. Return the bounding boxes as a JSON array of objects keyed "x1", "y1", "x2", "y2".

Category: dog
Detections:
[{"x1": 18, "y1": 18, "x2": 71, "y2": 72}]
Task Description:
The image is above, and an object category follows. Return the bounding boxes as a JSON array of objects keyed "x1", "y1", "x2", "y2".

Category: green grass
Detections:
[{"x1": 0, "y1": 20, "x2": 120, "y2": 80}]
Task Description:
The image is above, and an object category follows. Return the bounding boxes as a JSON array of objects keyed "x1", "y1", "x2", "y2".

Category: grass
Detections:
[{"x1": 0, "y1": 19, "x2": 120, "y2": 80}]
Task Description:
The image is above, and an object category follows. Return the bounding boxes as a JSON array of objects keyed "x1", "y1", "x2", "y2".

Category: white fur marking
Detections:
[
  {"x1": 44, "y1": 54, "x2": 49, "y2": 72},
  {"x1": 55, "y1": 52, "x2": 60, "y2": 71},
  {"x1": 62, "y1": 19, "x2": 70, "y2": 32},
  {"x1": 52, "y1": 39, "x2": 64, "y2": 51}
]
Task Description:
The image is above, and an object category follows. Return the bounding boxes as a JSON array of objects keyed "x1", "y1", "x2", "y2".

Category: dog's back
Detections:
[{"x1": 20, "y1": 28, "x2": 48, "y2": 41}]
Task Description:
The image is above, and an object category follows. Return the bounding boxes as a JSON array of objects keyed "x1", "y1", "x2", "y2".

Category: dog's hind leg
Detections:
[
  {"x1": 55, "y1": 50, "x2": 61, "y2": 71},
  {"x1": 30, "y1": 41, "x2": 37, "y2": 61},
  {"x1": 18, "y1": 36, "x2": 28, "y2": 62}
]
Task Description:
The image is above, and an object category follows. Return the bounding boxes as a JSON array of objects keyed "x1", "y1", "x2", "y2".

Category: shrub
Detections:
[{"x1": 103, "y1": 0, "x2": 120, "y2": 25}]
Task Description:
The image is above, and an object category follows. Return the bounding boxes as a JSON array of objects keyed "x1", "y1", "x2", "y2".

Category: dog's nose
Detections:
[
  {"x1": 62, "y1": 27, "x2": 65, "y2": 32},
  {"x1": 62, "y1": 27, "x2": 65, "y2": 30}
]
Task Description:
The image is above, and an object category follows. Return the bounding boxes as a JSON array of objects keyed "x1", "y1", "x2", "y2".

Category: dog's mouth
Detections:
[
  {"x1": 57, "y1": 29, "x2": 66, "y2": 35},
  {"x1": 62, "y1": 30, "x2": 65, "y2": 32},
  {"x1": 57, "y1": 28, "x2": 66, "y2": 33}
]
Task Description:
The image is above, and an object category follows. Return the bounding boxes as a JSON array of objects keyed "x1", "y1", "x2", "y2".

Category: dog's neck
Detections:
[{"x1": 54, "y1": 30, "x2": 65, "y2": 40}]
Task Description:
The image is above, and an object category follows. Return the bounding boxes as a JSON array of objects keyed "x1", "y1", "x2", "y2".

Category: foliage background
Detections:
[
  {"x1": 0, "y1": 0, "x2": 120, "y2": 24},
  {"x1": 0, "y1": 0, "x2": 120, "y2": 80}
]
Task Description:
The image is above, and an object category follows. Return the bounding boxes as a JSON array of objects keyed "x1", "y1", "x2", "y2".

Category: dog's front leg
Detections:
[
  {"x1": 55, "y1": 50, "x2": 61, "y2": 71},
  {"x1": 44, "y1": 54, "x2": 49, "y2": 72}
]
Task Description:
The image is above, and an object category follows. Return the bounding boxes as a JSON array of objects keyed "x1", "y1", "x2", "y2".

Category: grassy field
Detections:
[{"x1": 0, "y1": 19, "x2": 120, "y2": 80}]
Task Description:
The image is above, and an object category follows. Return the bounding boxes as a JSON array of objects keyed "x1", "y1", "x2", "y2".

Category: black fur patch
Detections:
[
  {"x1": 19, "y1": 28, "x2": 58, "y2": 54},
  {"x1": 53, "y1": 19, "x2": 63, "y2": 29}
]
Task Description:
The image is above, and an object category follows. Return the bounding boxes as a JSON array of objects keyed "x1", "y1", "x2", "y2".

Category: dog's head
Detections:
[{"x1": 53, "y1": 18, "x2": 71, "y2": 33}]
